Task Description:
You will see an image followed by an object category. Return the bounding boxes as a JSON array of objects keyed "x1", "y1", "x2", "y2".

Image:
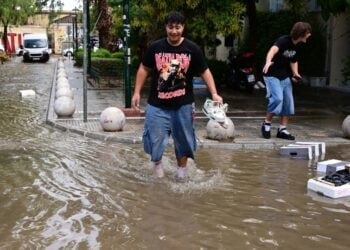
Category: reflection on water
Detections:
[{"x1": 1, "y1": 57, "x2": 350, "y2": 249}]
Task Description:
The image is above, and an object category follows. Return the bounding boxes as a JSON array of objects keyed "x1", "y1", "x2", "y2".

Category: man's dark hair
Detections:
[
  {"x1": 290, "y1": 22, "x2": 312, "y2": 40},
  {"x1": 164, "y1": 11, "x2": 185, "y2": 25}
]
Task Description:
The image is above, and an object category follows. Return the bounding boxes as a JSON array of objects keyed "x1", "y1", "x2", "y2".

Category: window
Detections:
[{"x1": 269, "y1": 0, "x2": 284, "y2": 12}]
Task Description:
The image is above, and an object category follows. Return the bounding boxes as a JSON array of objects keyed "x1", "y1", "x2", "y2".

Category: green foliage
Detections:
[
  {"x1": 92, "y1": 48, "x2": 112, "y2": 58},
  {"x1": 318, "y1": 0, "x2": 350, "y2": 19},
  {"x1": 207, "y1": 59, "x2": 229, "y2": 86},
  {"x1": 113, "y1": 0, "x2": 245, "y2": 55},
  {"x1": 284, "y1": 0, "x2": 308, "y2": 14},
  {"x1": 91, "y1": 57, "x2": 124, "y2": 76},
  {"x1": 74, "y1": 50, "x2": 84, "y2": 67},
  {"x1": 111, "y1": 51, "x2": 124, "y2": 59},
  {"x1": 0, "y1": 0, "x2": 37, "y2": 26}
]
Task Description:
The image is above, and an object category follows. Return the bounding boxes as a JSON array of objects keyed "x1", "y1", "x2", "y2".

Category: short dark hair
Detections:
[
  {"x1": 164, "y1": 11, "x2": 185, "y2": 25},
  {"x1": 290, "y1": 22, "x2": 312, "y2": 40}
]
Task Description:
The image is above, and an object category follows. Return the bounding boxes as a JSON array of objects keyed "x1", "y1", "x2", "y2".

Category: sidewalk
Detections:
[{"x1": 46, "y1": 58, "x2": 350, "y2": 149}]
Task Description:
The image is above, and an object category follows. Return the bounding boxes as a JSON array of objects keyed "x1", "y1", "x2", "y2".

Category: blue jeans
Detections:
[
  {"x1": 143, "y1": 104, "x2": 197, "y2": 162},
  {"x1": 263, "y1": 76, "x2": 294, "y2": 116}
]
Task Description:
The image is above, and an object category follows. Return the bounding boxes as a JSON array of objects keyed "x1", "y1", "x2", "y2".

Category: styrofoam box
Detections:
[
  {"x1": 288, "y1": 144, "x2": 317, "y2": 158},
  {"x1": 19, "y1": 89, "x2": 36, "y2": 98},
  {"x1": 326, "y1": 161, "x2": 350, "y2": 175},
  {"x1": 316, "y1": 159, "x2": 342, "y2": 172},
  {"x1": 279, "y1": 145, "x2": 313, "y2": 159},
  {"x1": 307, "y1": 177, "x2": 350, "y2": 198},
  {"x1": 296, "y1": 141, "x2": 326, "y2": 156}
]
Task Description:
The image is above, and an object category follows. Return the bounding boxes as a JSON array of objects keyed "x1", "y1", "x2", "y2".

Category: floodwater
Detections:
[{"x1": 1, "y1": 57, "x2": 350, "y2": 249}]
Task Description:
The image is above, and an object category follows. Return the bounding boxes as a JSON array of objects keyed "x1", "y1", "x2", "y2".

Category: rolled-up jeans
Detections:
[
  {"x1": 142, "y1": 103, "x2": 197, "y2": 162},
  {"x1": 263, "y1": 76, "x2": 294, "y2": 116}
]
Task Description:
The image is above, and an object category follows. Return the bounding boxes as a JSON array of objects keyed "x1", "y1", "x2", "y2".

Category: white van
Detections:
[{"x1": 23, "y1": 33, "x2": 50, "y2": 62}]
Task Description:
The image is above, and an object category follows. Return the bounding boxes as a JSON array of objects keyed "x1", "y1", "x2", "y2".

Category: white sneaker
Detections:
[
  {"x1": 154, "y1": 164, "x2": 164, "y2": 178},
  {"x1": 256, "y1": 81, "x2": 265, "y2": 89},
  {"x1": 202, "y1": 99, "x2": 227, "y2": 123},
  {"x1": 177, "y1": 167, "x2": 185, "y2": 179}
]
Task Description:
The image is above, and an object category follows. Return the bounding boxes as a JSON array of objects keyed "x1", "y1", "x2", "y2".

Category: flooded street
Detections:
[{"x1": 1, "y1": 57, "x2": 350, "y2": 249}]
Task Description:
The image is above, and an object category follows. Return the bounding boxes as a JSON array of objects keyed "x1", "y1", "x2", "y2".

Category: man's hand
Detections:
[
  {"x1": 212, "y1": 93, "x2": 223, "y2": 104},
  {"x1": 262, "y1": 61, "x2": 273, "y2": 74},
  {"x1": 292, "y1": 74, "x2": 302, "y2": 83},
  {"x1": 131, "y1": 93, "x2": 141, "y2": 110}
]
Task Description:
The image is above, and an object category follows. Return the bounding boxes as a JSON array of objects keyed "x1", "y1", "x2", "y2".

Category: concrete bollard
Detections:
[
  {"x1": 100, "y1": 107, "x2": 126, "y2": 131},
  {"x1": 54, "y1": 96, "x2": 75, "y2": 117},
  {"x1": 206, "y1": 117, "x2": 235, "y2": 141},
  {"x1": 56, "y1": 87, "x2": 74, "y2": 99},
  {"x1": 342, "y1": 115, "x2": 350, "y2": 138}
]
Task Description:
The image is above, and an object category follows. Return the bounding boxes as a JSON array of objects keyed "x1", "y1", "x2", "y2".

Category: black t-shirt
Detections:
[
  {"x1": 264, "y1": 35, "x2": 298, "y2": 80},
  {"x1": 142, "y1": 37, "x2": 208, "y2": 109}
]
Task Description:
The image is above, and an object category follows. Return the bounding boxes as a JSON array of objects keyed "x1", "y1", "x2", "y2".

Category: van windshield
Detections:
[{"x1": 24, "y1": 39, "x2": 47, "y2": 48}]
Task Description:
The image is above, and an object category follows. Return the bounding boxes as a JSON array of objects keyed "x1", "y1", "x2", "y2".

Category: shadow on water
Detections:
[{"x1": 1, "y1": 57, "x2": 350, "y2": 249}]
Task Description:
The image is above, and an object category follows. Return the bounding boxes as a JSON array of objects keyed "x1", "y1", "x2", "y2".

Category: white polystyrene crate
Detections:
[
  {"x1": 316, "y1": 159, "x2": 342, "y2": 173},
  {"x1": 296, "y1": 141, "x2": 326, "y2": 155},
  {"x1": 279, "y1": 145, "x2": 313, "y2": 159},
  {"x1": 326, "y1": 161, "x2": 350, "y2": 175},
  {"x1": 307, "y1": 177, "x2": 350, "y2": 199},
  {"x1": 288, "y1": 144, "x2": 316, "y2": 158},
  {"x1": 19, "y1": 89, "x2": 36, "y2": 98},
  {"x1": 295, "y1": 142, "x2": 322, "y2": 157}
]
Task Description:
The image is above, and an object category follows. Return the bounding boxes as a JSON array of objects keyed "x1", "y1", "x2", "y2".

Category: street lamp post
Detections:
[
  {"x1": 72, "y1": 7, "x2": 79, "y2": 56},
  {"x1": 123, "y1": 0, "x2": 131, "y2": 108},
  {"x1": 83, "y1": 0, "x2": 88, "y2": 122},
  {"x1": 72, "y1": 14, "x2": 75, "y2": 53}
]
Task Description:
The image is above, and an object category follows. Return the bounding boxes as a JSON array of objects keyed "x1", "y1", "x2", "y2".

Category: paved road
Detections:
[{"x1": 46, "y1": 57, "x2": 350, "y2": 149}]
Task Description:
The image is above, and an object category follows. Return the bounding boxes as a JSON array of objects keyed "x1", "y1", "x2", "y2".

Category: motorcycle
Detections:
[{"x1": 226, "y1": 51, "x2": 258, "y2": 92}]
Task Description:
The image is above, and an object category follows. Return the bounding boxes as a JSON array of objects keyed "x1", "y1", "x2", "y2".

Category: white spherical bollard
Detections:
[
  {"x1": 100, "y1": 107, "x2": 126, "y2": 132},
  {"x1": 58, "y1": 61, "x2": 64, "y2": 68},
  {"x1": 57, "y1": 67, "x2": 66, "y2": 73},
  {"x1": 57, "y1": 71, "x2": 67, "y2": 78},
  {"x1": 206, "y1": 117, "x2": 235, "y2": 140},
  {"x1": 56, "y1": 87, "x2": 74, "y2": 99},
  {"x1": 56, "y1": 77, "x2": 70, "y2": 89},
  {"x1": 54, "y1": 96, "x2": 75, "y2": 117},
  {"x1": 342, "y1": 115, "x2": 350, "y2": 138}
]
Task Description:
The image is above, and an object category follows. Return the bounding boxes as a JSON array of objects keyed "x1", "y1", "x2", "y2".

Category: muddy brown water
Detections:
[{"x1": 0, "y1": 57, "x2": 350, "y2": 249}]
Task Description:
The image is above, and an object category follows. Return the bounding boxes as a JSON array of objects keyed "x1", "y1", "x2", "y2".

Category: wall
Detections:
[{"x1": 329, "y1": 10, "x2": 350, "y2": 86}]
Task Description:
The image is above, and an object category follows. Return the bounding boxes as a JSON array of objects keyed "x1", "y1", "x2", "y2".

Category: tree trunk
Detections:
[
  {"x1": 3, "y1": 24, "x2": 9, "y2": 53},
  {"x1": 246, "y1": 0, "x2": 257, "y2": 52},
  {"x1": 97, "y1": 0, "x2": 112, "y2": 49}
]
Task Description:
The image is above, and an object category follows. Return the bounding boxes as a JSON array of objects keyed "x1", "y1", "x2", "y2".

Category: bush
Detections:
[
  {"x1": 92, "y1": 48, "x2": 111, "y2": 58},
  {"x1": 207, "y1": 59, "x2": 229, "y2": 86},
  {"x1": 91, "y1": 57, "x2": 124, "y2": 76},
  {"x1": 111, "y1": 51, "x2": 124, "y2": 59}
]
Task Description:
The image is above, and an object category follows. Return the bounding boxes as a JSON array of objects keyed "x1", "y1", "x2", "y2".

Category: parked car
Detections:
[
  {"x1": 16, "y1": 45, "x2": 24, "y2": 56},
  {"x1": 22, "y1": 33, "x2": 50, "y2": 62},
  {"x1": 0, "y1": 42, "x2": 4, "y2": 52},
  {"x1": 63, "y1": 47, "x2": 73, "y2": 56}
]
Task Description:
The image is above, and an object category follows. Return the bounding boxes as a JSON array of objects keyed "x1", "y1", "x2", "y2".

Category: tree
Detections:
[
  {"x1": 122, "y1": 0, "x2": 245, "y2": 59},
  {"x1": 317, "y1": 0, "x2": 350, "y2": 19},
  {"x1": 0, "y1": 0, "x2": 37, "y2": 52},
  {"x1": 88, "y1": 0, "x2": 113, "y2": 50},
  {"x1": 47, "y1": 0, "x2": 64, "y2": 24}
]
